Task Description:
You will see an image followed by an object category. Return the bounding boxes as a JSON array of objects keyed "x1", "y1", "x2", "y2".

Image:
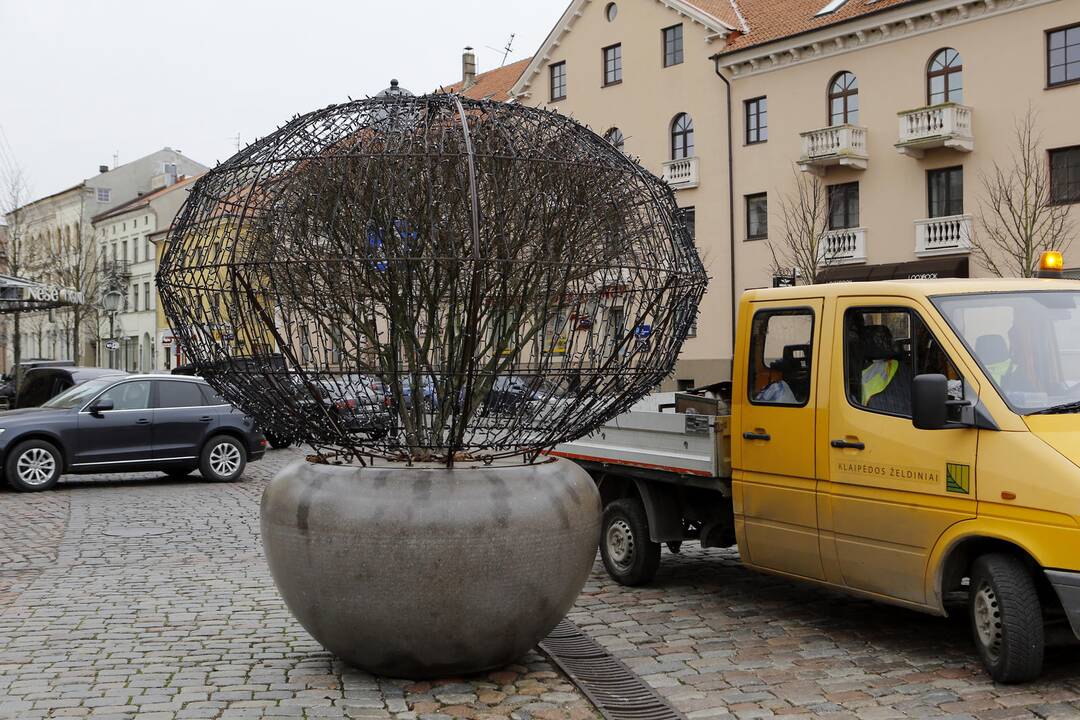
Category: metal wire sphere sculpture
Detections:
[{"x1": 157, "y1": 92, "x2": 707, "y2": 466}]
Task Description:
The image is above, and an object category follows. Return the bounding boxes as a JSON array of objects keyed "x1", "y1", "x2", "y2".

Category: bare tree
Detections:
[
  {"x1": 974, "y1": 107, "x2": 1073, "y2": 277},
  {"x1": 0, "y1": 165, "x2": 32, "y2": 377},
  {"x1": 53, "y1": 191, "x2": 101, "y2": 365},
  {"x1": 767, "y1": 168, "x2": 835, "y2": 284}
]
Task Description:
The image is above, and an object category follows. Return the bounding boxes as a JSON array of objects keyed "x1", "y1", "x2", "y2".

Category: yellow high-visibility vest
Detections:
[{"x1": 862, "y1": 359, "x2": 899, "y2": 405}]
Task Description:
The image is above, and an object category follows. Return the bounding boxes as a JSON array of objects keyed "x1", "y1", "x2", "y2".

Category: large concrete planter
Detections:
[{"x1": 260, "y1": 456, "x2": 600, "y2": 678}]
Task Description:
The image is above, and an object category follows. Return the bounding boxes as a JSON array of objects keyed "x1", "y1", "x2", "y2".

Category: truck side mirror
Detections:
[{"x1": 912, "y1": 374, "x2": 948, "y2": 430}]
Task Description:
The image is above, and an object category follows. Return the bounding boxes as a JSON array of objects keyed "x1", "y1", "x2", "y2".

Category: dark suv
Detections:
[{"x1": 0, "y1": 374, "x2": 266, "y2": 492}]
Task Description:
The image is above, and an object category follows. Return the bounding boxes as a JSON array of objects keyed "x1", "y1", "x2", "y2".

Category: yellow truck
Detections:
[{"x1": 553, "y1": 273, "x2": 1080, "y2": 683}]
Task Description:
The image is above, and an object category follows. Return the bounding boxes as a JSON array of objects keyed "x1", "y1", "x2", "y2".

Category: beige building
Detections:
[{"x1": 451, "y1": 0, "x2": 1080, "y2": 387}]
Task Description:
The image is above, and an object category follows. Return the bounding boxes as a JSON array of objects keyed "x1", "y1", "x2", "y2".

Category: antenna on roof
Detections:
[{"x1": 484, "y1": 33, "x2": 516, "y2": 67}]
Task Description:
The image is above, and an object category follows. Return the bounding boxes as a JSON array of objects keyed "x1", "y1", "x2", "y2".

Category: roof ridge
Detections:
[{"x1": 728, "y1": 0, "x2": 750, "y2": 33}]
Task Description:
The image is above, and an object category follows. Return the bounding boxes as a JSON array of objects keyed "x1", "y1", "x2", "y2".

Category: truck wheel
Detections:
[
  {"x1": 969, "y1": 553, "x2": 1045, "y2": 683},
  {"x1": 5, "y1": 439, "x2": 62, "y2": 492},
  {"x1": 601, "y1": 498, "x2": 660, "y2": 586}
]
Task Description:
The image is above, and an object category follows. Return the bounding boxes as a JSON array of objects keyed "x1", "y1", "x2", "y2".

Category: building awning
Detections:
[
  {"x1": 0, "y1": 274, "x2": 85, "y2": 313},
  {"x1": 816, "y1": 257, "x2": 969, "y2": 284}
]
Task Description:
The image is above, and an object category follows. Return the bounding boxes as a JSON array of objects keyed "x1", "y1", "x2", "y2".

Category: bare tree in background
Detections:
[
  {"x1": 974, "y1": 107, "x2": 1073, "y2": 277},
  {"x1": 768, "y1": 168, "x2": 835, "y2": 284},
  {"x1": 53, "y1": 191, "x2": 100, "y2": 365},
  {"x1": 1, "y1": 165, "x2": 33, "y2": 378}
]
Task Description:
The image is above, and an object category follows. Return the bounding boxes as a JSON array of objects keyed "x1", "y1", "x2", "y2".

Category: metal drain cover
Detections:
[
  {"x1": 540, "y1": 620, "x2": 687, "y2": 720},
  {"x1": 102, "y1": 526, "x2": 170, "y2": 538}
]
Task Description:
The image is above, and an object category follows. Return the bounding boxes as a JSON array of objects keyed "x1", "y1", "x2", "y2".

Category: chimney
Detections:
[
  {"x1": 98, "y1": 165, "x2": 109, "y2": 174},
  {"x1": 462, "y1": 46, "x2": 477, "y2": 89}
]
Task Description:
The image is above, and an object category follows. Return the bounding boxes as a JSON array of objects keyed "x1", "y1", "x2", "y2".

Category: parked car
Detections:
[
  {"x1": 0, "y1": 359, "x2": 76, "y2": 409},
  {"x1": 15, "y1": 367, "x2": 127, "y2": 409},
  {"x1": 0, "y1": 374, "x2": 265, "y2": 492}
]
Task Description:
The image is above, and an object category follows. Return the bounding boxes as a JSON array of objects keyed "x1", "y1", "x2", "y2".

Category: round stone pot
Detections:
[{"x1": 260, "y1": 456, "x2": 601, "y2": 678}]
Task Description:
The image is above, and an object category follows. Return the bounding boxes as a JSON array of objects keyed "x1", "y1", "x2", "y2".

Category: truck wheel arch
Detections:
[
  {"x1": 595, "y1": 472, "x2": 683, "y2": 544},
  {"x1": 932, "y1": 531, "x2": 1053, "y2": 614}
]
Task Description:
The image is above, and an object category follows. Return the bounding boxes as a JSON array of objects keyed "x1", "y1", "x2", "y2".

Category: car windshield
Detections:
[
  {"x1": 40, "y1": 377, "x2": 117, "y2": 410},
  {"x1": 933, "y1": 291, "x2": 1080, "y2": 414}
]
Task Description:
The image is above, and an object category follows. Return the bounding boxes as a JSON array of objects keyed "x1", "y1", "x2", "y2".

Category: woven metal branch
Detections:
[{"x1": 158, "y1": 92, "x2": 707, "y2": 466}]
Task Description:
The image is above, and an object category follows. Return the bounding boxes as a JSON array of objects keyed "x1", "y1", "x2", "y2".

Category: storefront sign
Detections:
[{"x1": 816, "y1": 257, "x2": 969, "y2": 284}]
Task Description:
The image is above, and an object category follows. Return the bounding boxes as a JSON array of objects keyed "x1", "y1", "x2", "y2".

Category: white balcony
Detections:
[
  {"x1": 896, "y1": 103, "x2": 973, "y2": 158},
  {"x1": 818, "y1": 227, "x2": 867, "y2": 265},
  {"x1": 915, "y1": 214, "x2": 972, "y2": 257},
  {"x1": 798, "y1": 125, "x2": 868, "y2": 175},
  {"x1": 661, "y1": 156, "x2": 699, "y2": 189}
]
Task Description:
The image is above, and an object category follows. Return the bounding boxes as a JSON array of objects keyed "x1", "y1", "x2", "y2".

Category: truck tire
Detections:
[
  {"x1": 5, "y1": 439, "x2": 63, "y2": 492},
  {"x1": 969, "y1": 553, "x2": 1044, "y2": 683},
  {"x1": 600, "y1": 498, "x2": 661, "y2": 586}
]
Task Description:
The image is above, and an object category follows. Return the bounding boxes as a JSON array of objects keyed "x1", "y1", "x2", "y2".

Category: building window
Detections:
[
  {"x1": 144, "y1": 282, "x2": 151, "y2": 311},
  {"x1": 927, "y1": 48, "x2": 963, "y2": 105},
  {"x1": 550, "y1": 62, "x2": 567, "y2": 101},
  {"x1": 603, "y1": 44, "x2": 622, "y2": 86},
  {"x1": 604, "y1": 127, "x2": 625, "y2": 152},
  {"x1": 828, "y1": 182, "x2": 860, "y2": 229},
  {"x1": 122, "y1": 240, "x2": 128, "y2": 262},
  {"x1": 663, "y1": 24, "x2": 684, "y2": 67},
  {"x1": 605, "y1": 2, "x2": 617, "y2": 21},
  {"x1": 828, "y1": 71, "x2": 859, "y2": 125},
  {"x1": 745, "y1": 97, "x2": 767, "y2": 144},
  {"x1": 1048, "y1": 24, "x2": 1080, "y2": 87},
  {"x1": 670, "y1": 113, "x2": 694, "y2": 159},
  {"x1": 1050, "y1": 146, "x2": 1080, "y2": 204},
  {"x1": 132, "y1": 284, "x2": 139, "y2": 312},
  {"x1": 928, "y1": 166, "x2": 964, "y2": 217},
  {"x1": 746, "y1": 193, "x2": 768, "y2": 240},
  {"x1": 96, "y1": 188, "x2": 111, "y2": 203},
  {"x1": 680, "y1": 206, "x2": 696, "y2": 244},
  {"x1": 677, "y1": 379, "x2": 696, "y2": 390}
]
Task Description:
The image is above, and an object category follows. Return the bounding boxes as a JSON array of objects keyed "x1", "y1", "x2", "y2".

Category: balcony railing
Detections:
[
  {"x1": 818, "y1": 227, "x2": 867, "y2": 265},
  {"x1": 798, "y1": 125, "x2": 868, "y2": 175},
  {"x1": 661, "y1": 156, "x2": 699, "y2": 189},
  {"x1": 915, "y1": 214, "x2": 972, "y2": 257},
  {"x1": 896, "y1": 103, "x2": 973, "y2": 157}
]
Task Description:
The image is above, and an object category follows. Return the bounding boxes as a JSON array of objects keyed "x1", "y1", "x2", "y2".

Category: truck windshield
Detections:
[{"x1": 933, "y1": 291, "x2": 1080, "y2": 414}]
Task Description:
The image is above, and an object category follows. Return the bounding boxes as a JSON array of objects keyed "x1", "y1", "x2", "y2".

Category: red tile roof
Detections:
[
  {"x1": 718, "y1": 0, "x2": 923, "y2": 54},
  {"x1": 443, "y1": 57, "x2": 533, "y2": 101},
  {"x1": 683, "y1": 0, "x2": 746, "y2": 31}
]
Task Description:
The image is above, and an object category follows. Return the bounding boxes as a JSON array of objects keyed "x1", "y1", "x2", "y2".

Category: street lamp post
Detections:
[{"x1": 102, "y1": 290, "x2": 123, "y2": 369}]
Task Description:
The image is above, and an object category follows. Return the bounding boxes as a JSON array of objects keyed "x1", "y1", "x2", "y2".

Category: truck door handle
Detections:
[
  {"x1": 135, "y1": 418, "x2": 151, "y2": 425},
  {"x1": 743, "y1": 431, "x2": 771, "y2": 441},
  {"x1": 831, "y1": 439, "x2": 865, "y2": 450}
]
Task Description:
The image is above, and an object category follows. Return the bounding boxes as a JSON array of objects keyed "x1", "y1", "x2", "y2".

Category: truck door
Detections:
[
  {"x1": 821, "y1": 299, "x2": 978, "y2": 604},
  {"x1": 736, "y1": 299, "x2": 825, "y2": 581}
]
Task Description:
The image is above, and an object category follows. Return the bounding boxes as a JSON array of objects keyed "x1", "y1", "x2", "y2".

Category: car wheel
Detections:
[
  {"x1": 264, "y1": 432, "x2": 292, "y2": 449},
  {"x1": 969, "y1": 553, "x2": 1045, "y2": 683},
  {"x1": 200, "y1": 436, "x2": 247, "y2": 482},
  {"x1": 5, "y1": 439, "x2": 62, "y2": 492},
  {"x1": 600, "y1": 498, "x2": 661, "y2": 586}
]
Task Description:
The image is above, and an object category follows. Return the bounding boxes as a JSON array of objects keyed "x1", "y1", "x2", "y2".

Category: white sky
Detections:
[{"x1": 0, "y1": 0, "x2": 567, "y2": 199}]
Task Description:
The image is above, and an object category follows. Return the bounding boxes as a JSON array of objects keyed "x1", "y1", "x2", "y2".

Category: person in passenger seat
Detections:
[{"x1": 860, "y1": 325, "x2": 913, "y2": 414}]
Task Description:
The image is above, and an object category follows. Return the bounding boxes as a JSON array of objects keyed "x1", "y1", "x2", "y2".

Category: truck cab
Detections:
[{"x1": 556, "y1": 276, "x2": 1080, "y2": 683}]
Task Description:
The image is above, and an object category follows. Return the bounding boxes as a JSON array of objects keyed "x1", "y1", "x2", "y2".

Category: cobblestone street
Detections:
[{"x1": 1, "y1": 448, "x2": 1079, "y2": 719}]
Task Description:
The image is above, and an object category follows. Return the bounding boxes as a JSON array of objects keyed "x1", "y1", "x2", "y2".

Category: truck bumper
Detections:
[{"x1": 1045, "y1": 569, "x2": 1080, "y2": 640}]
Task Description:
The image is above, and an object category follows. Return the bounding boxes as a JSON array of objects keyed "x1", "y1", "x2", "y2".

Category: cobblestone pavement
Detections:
[
  {"x1": 1, "y1": 450, "x2": 1079, "y2": 719},
  {"x1": 0, "y1": 449, "x2": 597, "y2": 720},
  {"x1": 571, "y1": 549, "x2": 1080, "y2": 719}
]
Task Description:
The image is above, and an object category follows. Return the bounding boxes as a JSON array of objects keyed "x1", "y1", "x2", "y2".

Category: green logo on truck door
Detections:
[{"x1": 946, "y1": 463, "x2": 971, "y2": 494}]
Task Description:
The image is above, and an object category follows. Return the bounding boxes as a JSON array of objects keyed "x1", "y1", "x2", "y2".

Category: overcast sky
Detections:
[{"x1": 0, "y1": 0, "x2": 566, "y2": 200}]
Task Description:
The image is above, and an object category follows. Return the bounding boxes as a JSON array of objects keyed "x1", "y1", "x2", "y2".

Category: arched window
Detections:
[
  {"x1": 928, "y1": 48, "x2": 963, "y2": 105},
  {"x1": 828, "y1": 71, "x2": 858, "y2": 125},
  {"x1": 670, "y1": 113, "x2": 694, "y2": 160},
  {"x1": 604, "y1": 127, "x2": 625, "y2": 152}
]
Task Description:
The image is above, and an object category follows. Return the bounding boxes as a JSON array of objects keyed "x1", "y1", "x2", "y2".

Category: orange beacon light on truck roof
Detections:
[{"x1": 1037, "y1": 250, "x2": 1064, "y2": 278}]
